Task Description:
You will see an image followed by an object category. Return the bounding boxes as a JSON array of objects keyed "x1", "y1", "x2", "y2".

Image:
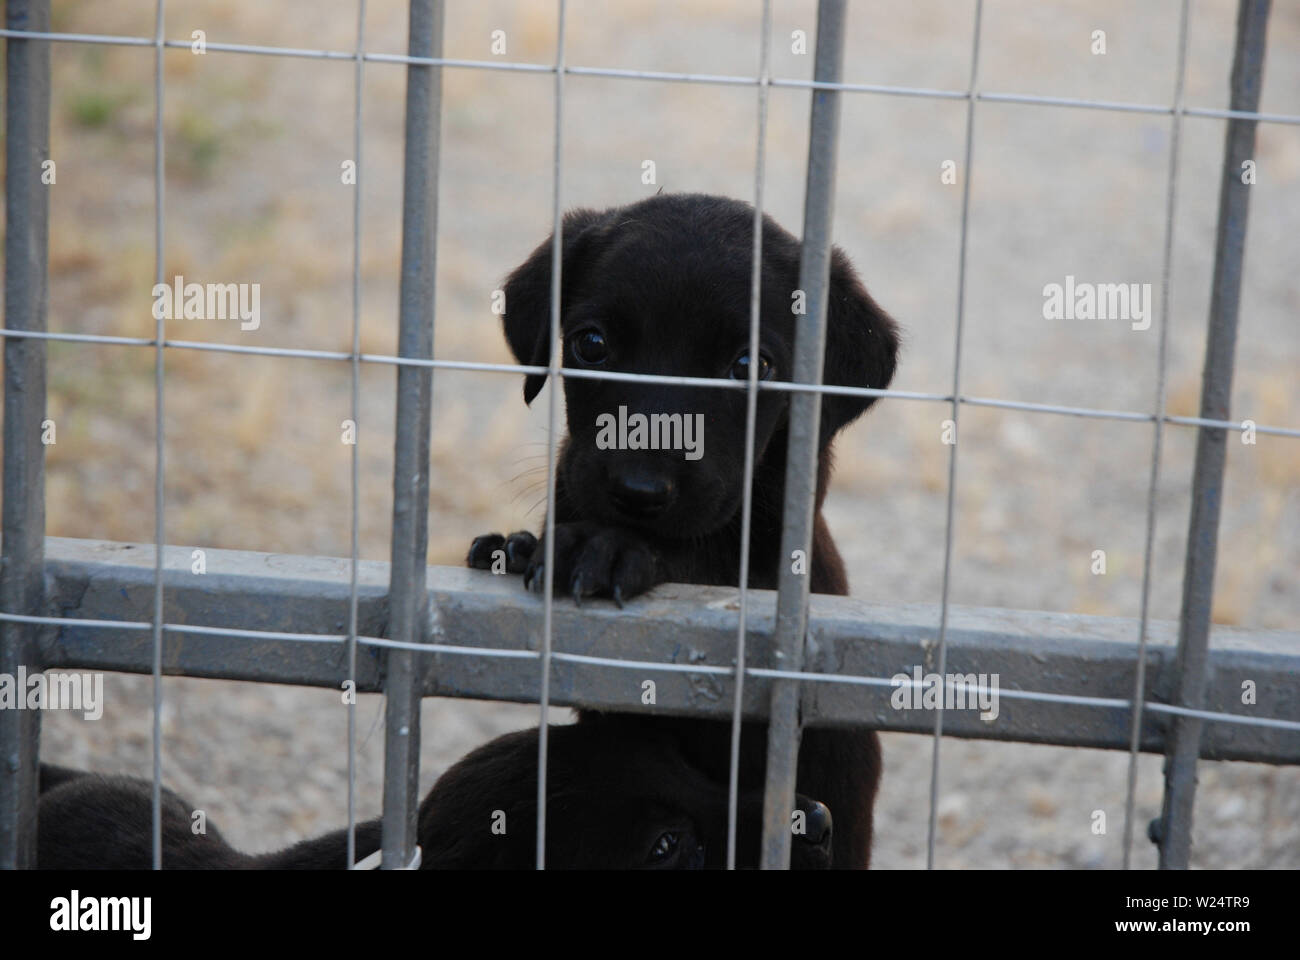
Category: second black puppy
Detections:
[
  {"x1": 38, "y1": 718, "x2": 833, "y2": 869},
  {"x1": 470, "y1": 193, "x2": 900, "y2": 868}
]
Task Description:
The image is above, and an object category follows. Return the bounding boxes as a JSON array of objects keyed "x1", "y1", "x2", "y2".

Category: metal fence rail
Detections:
[
  {"x1": 24, "y1": 537, "x2": 1300, "y2": 758},
  {"x1": 2, "y1": 0, "x2": 1296, "y2": 871}
]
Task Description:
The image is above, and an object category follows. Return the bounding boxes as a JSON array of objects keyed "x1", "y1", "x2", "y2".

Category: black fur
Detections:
[
  {"x1": 37, "y1": 718, "x2": 832, "y2": 869},
  {"x1": 468, "y1": 194, "x2": 900, "y2": 868}
]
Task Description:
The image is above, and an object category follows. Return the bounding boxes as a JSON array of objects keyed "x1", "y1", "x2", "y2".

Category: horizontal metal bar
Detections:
[
  {"x1": 4, "y1": 328, "x2": 1295, "y2": 438},
  {"x1": 3, "y1": 27, "x2": 1300, "y2": 126},
  {"x1": 772, "y1": 77, "x2": 968, "y2": 99},
  {"x1": 565, "y1": 64, "x2": 759, "y2": 87},
  {"x1": 977, "y1": 90, "x2": 1170, "y2": 116},
  {"x1": 10, "y1": 600, "x2": 1299, "y2": 734},
  {"x1": 30, "y1": 537, "x2": 1300, "y2": 763},
  {"x1": 0, "y1": 27, "x2": 155, "y2": 46}
]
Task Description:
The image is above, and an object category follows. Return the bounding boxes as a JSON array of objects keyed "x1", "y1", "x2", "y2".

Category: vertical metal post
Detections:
[
  {"x1": 759, "y1": 0, "x2": 846, "y2": 870},
  {"x1": 0, "y1": 0, "x2": 51, "y2": 871},
  {"x1": 1157, "y1": 0, "x2": 1270, "y2": 870},
  {"x1": 382, "y1": 0, "x2": 443, "y2": 870}
]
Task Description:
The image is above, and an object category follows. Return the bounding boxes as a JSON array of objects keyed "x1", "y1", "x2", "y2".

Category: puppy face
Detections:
[
  {"x1": 417, "y1": 722, "x2": 833, "y2": 869},
  {"x1": 500, "y1": 194, "x2": 898, "y2": 539}
]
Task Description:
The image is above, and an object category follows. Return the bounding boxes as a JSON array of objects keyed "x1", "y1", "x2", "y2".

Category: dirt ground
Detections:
[{"x1": 12, "y1": 0, "x2": 1300, "y2": 867}]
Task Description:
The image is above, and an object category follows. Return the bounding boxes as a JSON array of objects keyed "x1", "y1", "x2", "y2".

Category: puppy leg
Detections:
[
  {"x1": 522, "y1": 521, "x2": 661, "y2": 606},
  {"x1": 797, "y1": 729, "x2": 881, "y2": 869}
]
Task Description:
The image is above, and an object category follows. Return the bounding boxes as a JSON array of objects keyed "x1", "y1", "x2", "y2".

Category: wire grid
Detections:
[
  {"x1": 0, "y1": 25, "x2": 1299, "y2": 127},
  {"x1": 0, "y1": 334, "x2": 1295, "y2": 438},
  {"x1": 0, "y1": 2, "x2": 1296, "y2": 870}
]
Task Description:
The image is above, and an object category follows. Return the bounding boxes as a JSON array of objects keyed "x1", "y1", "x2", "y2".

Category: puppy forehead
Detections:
[{"x1": 570, "y1": 237, "x2": 791, "y2": 342}]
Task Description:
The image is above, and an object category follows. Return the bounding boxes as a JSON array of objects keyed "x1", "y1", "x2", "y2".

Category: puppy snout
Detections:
[
  {"x1": 607, "y1": 463, "x2": 676, "y2": 517},
  {"x1": 796, "y1": 799, "x2": 833, "y2": 847}
]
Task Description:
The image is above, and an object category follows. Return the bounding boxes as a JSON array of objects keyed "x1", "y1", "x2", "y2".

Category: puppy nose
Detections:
[
  {"x1": 796, "y1": 799, "x2": 833, "y2": 847},
  {"x1": 607, "y1": 464, "x2": 675, "y2": 517}
]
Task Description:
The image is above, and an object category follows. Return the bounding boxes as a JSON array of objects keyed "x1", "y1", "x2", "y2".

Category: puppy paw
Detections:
[
  {"x1": 522, "y1": 522, "x2": 660, "y2": 606},
  {"x1": 467, "y1": 530, "x2": 538, "y2": 574}
]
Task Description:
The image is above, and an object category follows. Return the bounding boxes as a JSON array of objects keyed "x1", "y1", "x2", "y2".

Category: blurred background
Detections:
[{"x1": 7, "y1": 0, "x2": 1297, "y2": 866}]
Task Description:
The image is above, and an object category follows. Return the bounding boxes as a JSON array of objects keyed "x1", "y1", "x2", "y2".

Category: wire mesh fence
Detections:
[{"x1": 2, "y1": 0, "x2": 1298, "y2": 871}]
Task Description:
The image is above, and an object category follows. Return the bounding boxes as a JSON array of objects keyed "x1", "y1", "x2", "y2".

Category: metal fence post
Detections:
[
  {"x1": 1157, "y1": 0, "x2": 1271, "y2": 870},
  {"x1": 759, "y1": 0, "x2": 847, "y2": 870},
  {"x1": 0, "y1": 0, "x2": 51, "y2": 871},
  {"x1": 381, "y1": 0, "x2": 443, "y2": 870}
]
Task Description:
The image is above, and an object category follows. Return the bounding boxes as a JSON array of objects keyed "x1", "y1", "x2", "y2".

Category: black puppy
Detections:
[
  {"x1": 468, "y1": 193, "x2": 900, "y2": 868},
  {"x1": 36, "y1": 717, "x2": 833, "y2": 869}
]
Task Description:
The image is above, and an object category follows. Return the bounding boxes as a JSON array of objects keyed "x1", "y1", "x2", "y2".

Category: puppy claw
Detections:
[
  {"x1": 572, "y1": 574, "x2": 585, "y2": 607},
  {"x1": 504, "y1": 531, "x2": 537, "y2": 573},
  {"x1": 612, "y1": 585, "x2": 624, "y2": 609},
  {"x1": 466, "y1": 533, "x2": 505, "y2": 569}
]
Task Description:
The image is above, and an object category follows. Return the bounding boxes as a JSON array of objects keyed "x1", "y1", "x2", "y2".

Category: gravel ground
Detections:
[{"x1": 22, "y1": 0, "x2": 1300, "y2": 868}]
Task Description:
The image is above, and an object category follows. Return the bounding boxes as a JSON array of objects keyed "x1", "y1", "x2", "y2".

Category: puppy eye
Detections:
[
  {"x1": 570, "y1": 330, "x2": 611, "y2": 366},
  {"x1": 729, "y1": 351, "x2": 774, "y2": 381},
  {"x1": 648, "y1": 831, "x2": 679, "y2": 863}
]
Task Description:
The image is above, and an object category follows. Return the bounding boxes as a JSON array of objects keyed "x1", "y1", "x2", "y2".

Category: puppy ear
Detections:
[
  {"x1": 502, "y1": 207, "x2": 610, "y2": 405},
  {"x1": 818, "y1": 247, "x2": 900, "y2": 446}
]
